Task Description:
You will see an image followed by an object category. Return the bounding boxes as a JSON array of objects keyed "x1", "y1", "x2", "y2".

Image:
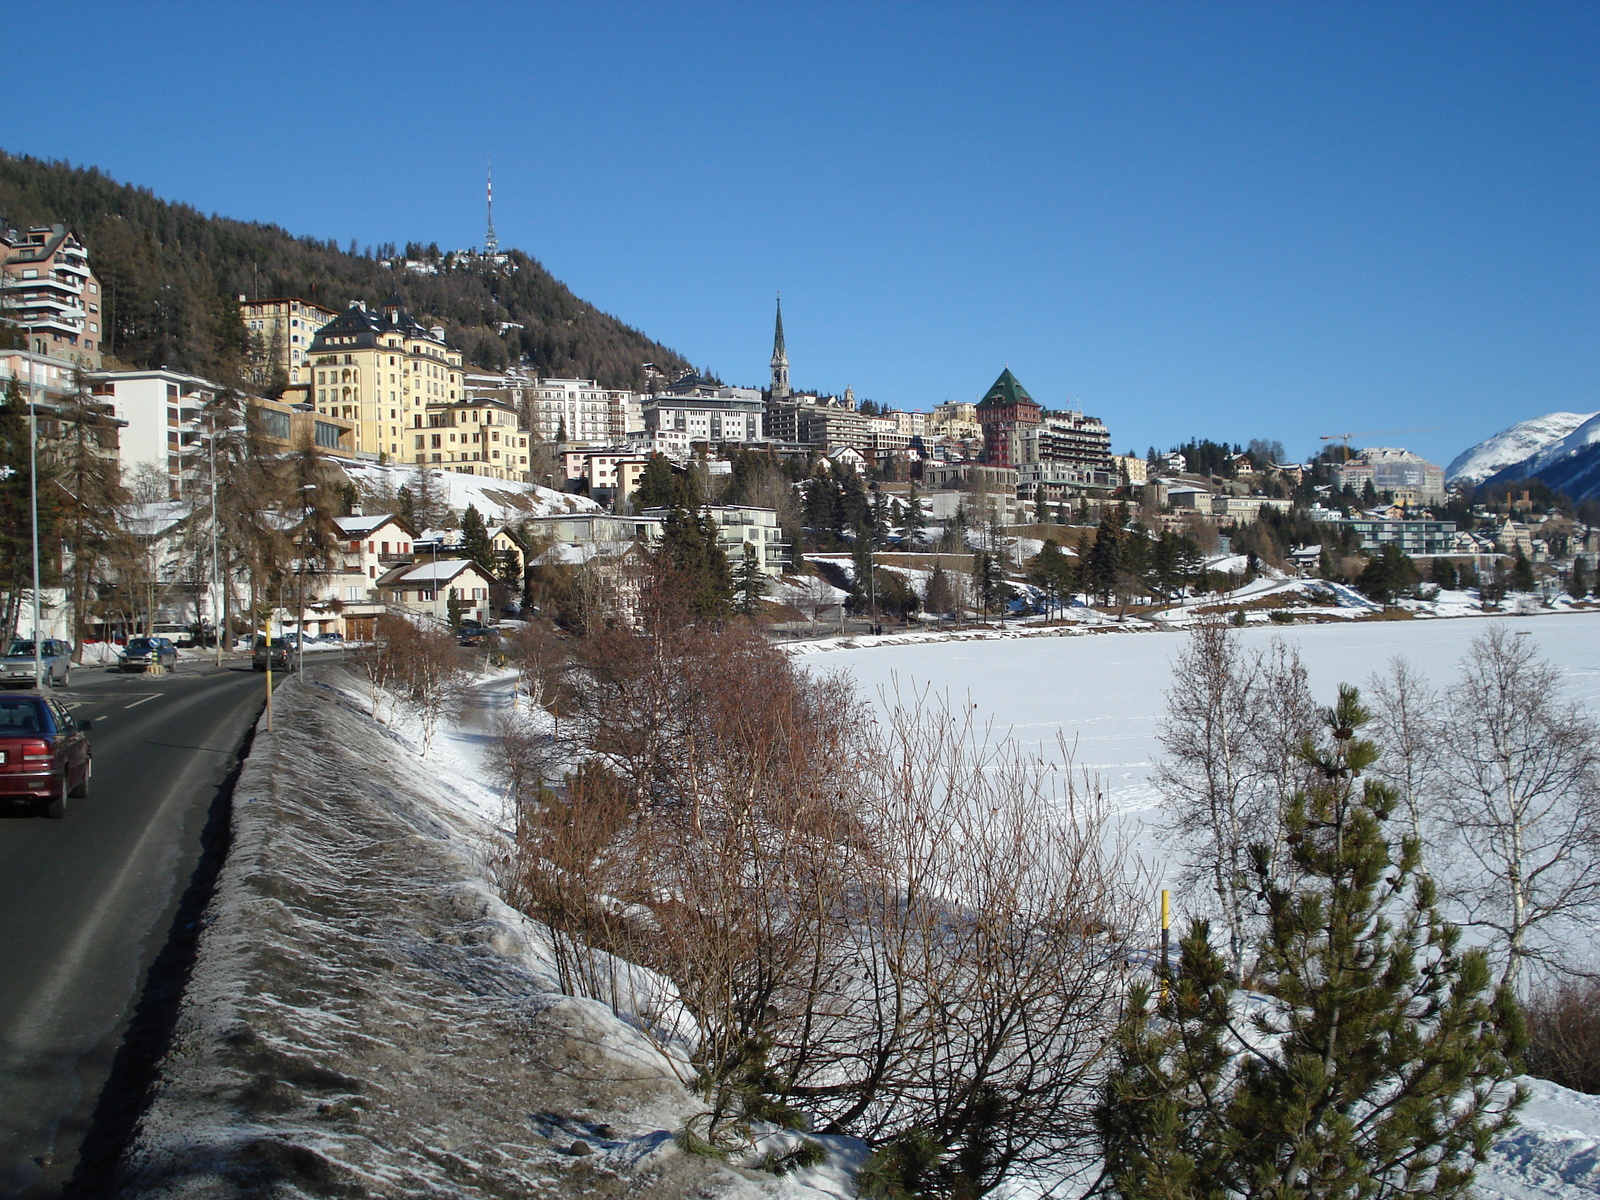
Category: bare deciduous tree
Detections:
[
  {"x1": 497, "y1": 571, "x2": 1146, "y2": 1194},
  {"x1": 362, "y1": 614, "x2": 466, "y2": 755},
  {"x1": 1154, "y1": 621, "x2": 1317, "y2": 979},
  {"x1": 1435, "y1": 626, "x2": 1600, "y2": 986},
  {"x1": 807, "y1": 690, "x2": 1145, "y2": 1196},
  {"x1": 1367, "y1": 655, "x2": 1441, "y2": 848}
]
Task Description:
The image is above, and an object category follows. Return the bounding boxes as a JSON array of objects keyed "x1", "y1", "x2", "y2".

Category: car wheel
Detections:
[
  {"x1": 69, "y1": 759, "x2": 89, "y2": 799},
  {"x1": 46, "y1": 773, "x2": 66, "y2": 819}
]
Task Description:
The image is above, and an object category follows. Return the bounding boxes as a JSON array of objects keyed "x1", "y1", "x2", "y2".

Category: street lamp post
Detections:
[
  {"x1": 26, "y1": 335, "x2": 42, "y2": 689},
  {"x1": 208, "y1": 423, "x2": 222, "y2": 667}
]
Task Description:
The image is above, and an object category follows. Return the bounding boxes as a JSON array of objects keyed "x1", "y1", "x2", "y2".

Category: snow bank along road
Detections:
[
  {"x1": 0, "y1": 662, "x2": 267, "y2": 1199},
  {"x1": 110, "y1": 669, "x2": 855, "y2": 1200}
]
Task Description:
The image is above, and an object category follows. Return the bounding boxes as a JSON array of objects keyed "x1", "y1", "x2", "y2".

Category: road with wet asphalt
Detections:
[{"x1": 0, "y1": 657, "x2": 275, "y2": 1198}]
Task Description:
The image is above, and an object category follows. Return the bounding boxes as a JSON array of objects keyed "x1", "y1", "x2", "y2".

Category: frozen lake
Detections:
[{"x1": 822, "y1": 613, "x2": 1600, "y2": 888}]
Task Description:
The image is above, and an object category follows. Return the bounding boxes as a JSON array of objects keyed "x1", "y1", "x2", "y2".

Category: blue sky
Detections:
[{"x1": 21, "y1": 2, "x2": 1598, "y2": 466}]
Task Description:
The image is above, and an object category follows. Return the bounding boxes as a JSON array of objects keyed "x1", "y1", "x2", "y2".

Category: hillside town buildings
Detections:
[
  {"x1": 9, "y1": 211, "x2": 1587, "y2": 647},
  {"x1": 0, "y1": 223, "x2": 103, "y2": 367},
  {"x1": 240, "y1": 296, "x2": 339, "y2": 387},
  {"x1": 645, "y1": 377, "x2": 764, "y2": 444},
  {"x1": 1329, "y1": 447, "x2": 1447, "y2": 506},
  {"x1": 974, "y1": 369, "x2": 1042, "y2": 468},
  {"x1": 417, "y1": 395, "x2": 530, "y2": 481},
  {"x1": 306, "y1": 297, "x2": 464, "y2": 463}
]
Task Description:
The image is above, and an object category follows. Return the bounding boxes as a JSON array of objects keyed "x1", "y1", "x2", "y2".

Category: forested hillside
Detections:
[{"x1": 0, "y1": 152, "x2": 692, "y2": 390}]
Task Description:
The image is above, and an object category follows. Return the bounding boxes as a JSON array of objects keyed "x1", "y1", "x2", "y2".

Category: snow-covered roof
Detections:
[
  {"x1": 396, "y1": 559, "x2": 482, "y2": 583},
  {"x1": 123, "y1": 500, "x2": 190, "y2": 538},
  {"x1": 334, "y1": 513, "x2": 407, "y2": 537}
]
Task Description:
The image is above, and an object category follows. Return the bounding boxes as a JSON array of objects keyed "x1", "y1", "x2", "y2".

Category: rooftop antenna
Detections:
[{"x1": 484, "y1": 159, "x2": 498, "y2": 258}]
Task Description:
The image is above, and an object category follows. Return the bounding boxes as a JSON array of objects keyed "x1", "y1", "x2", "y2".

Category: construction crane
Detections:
[{"x1": 1319, "y1": 427, "x2": 1442, "y2": 455}]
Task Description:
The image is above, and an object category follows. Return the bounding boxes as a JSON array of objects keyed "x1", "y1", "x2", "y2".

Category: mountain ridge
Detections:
[
  {"x1": 0, "y1": 152, "x2": 692, "y2": 390},
  {"x1": 1484, "y1": 411, "x2": 1600, "y2": 499},
  {"x1": 1446, "y1": 412, "x2": 1598, "y2": 485}
]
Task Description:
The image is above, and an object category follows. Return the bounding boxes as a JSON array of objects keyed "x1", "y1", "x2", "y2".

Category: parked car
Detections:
[
  {"x1": 119, "y1": 636, "x2": 178, "y2": 673},
  {"x1": 0, "y1": 639, "x2": 72, "y2": 689},
  {"x1": 252, "y1": 636, "x2": 299, "y2": 673},
  {"x1": 0, "y1": 693, "x2": 92, "y2": 818},
  {"x1": 456, "y1": 624, "x2": 497, "y2": 647}
]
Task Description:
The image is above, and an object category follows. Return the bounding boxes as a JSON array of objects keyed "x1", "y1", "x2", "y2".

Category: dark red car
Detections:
[{"x1": 0, "y1": 694, "x2": 92, "y2": 818}]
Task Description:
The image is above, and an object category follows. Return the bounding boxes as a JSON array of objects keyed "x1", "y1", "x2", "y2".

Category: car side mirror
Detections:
[{"x1": 79, "y1": 720, "x2": 92, "y2": 731}]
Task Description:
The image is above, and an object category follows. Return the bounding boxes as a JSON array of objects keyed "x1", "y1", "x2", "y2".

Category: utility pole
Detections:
[
  {"x1": 27, "y1": 333, "x2": 42, "y2": 689},
  {"x1": 208, "y1": 421, "x2": 222, "y2": 667}
]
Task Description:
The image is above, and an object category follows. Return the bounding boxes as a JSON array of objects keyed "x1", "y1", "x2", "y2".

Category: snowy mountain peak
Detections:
[{"x1": 1447, "y1": 412, "x2": 1598, "y2": 484}]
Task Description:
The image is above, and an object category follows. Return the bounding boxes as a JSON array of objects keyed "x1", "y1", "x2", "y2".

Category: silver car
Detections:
[{"x1": 0, "y1": 639, "x2": 72, "y2": 688}]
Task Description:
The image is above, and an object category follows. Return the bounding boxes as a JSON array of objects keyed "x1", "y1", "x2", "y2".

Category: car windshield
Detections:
[
  {"x1": 6, "y1": 641, "x2": 37, "y2": 657},
  {"x1": 126, "y1": 638, "x2": 156, "y2": 652}
]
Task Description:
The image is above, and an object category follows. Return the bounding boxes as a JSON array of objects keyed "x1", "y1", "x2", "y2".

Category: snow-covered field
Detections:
[
  {"x1": 824, "y1": 612, "x2": 1600, "y2": 1199},
  {"x1": 826, "y1": 613, "x2": 1600, "y2": 883}
]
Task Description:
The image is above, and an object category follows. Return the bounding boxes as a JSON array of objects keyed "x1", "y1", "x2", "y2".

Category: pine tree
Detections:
[
  {"x1": 1100, "y1": 686, "x2": 1527, "y2": 1200},
  {"x1": 1569, "y1": 556, "x2": 1588, "y2": 599},
  {"x1": 850, "y1": 524, "x2": 876, "y2": 615},
  {"x1": 633, "y1": 454, "x2": 678, "y2": 509},
  {"x1": 973, "y1": 550, "x2": 1008, "y2": 621},
  {"x1": 1026, "y1": 538, "x2": 1075, "y2": 617},
  {"x1": 1086, "y1": 518, "x2": 1122, "y2": 605},
  {"x1": 658, "y1": 503, "x2": 733, "y2": 620},
  {"x1": 904, "y1": 485, "x2": 926, "y2": 548},
  {"x1": 924, "y1": 564, "x2": 954, "y2": 617},
  {"x1": 870, "y1": 489, "x2": 890, "y2": 549},
  {"x1": 733, "y1": 543, "x2": 767, "y2": 616},
  {"x1": 1510, "y1": 547, "x2": 1536, "y2": 593},
  {"x1": 460, "y1": 503, "x2": 496, "y2": 571},
  {"x1": 1432, "y1": 556, "x2": 1459, "y2": 592}
]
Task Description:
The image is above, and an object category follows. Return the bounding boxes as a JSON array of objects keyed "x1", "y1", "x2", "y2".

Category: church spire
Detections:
[{"x1": 770, "y1": 294, "x2": 790, "y2": 399}]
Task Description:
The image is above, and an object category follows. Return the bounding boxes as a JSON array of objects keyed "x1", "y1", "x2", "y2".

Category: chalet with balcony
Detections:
[{"x1": 375, "y1": 558, "x2": 497, "y2": 626}]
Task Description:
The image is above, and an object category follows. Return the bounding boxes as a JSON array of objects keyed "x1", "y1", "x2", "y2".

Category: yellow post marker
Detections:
[
  {"x1": 1160, "y1": 888, "x2": 1172, "y2": 981},
  {"x1": 264, "y1": 610, "x2": 274, "y2": 733}
]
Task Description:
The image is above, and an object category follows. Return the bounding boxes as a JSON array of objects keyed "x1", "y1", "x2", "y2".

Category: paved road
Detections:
[{"x1": 0, "y1": 659, "x2": 271, "y2": 1199}]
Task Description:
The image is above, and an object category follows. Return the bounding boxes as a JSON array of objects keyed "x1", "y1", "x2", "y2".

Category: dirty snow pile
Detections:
[{"x1": 114, "y1": 669, "x2": 858, "y2": 1200}]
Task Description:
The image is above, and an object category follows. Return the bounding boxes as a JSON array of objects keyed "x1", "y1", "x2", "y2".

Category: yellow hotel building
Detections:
[
  {"x1": 306, "y1": 297, "x2": 463, "y2": 462},
  {"x1": 417, "y1": 395, "x2": 531, "y2": 482}
]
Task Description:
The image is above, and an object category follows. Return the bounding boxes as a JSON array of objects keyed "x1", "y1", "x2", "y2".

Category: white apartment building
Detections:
[
  {"x1": 644, "y1": 389, "x2": 764, "y2": 444},
  {"x1": 90, "y1": 368, "x2": 221, "y2": 492},
  {"x1": 890, "y1": 410, "x2": 928, "y2": 439},
  {"x1": 639, "y1": 504, "x2": 789, "y2": 577},
  {"x1": 526, "y1": 377, "x2": 636, "y2": 446}
]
